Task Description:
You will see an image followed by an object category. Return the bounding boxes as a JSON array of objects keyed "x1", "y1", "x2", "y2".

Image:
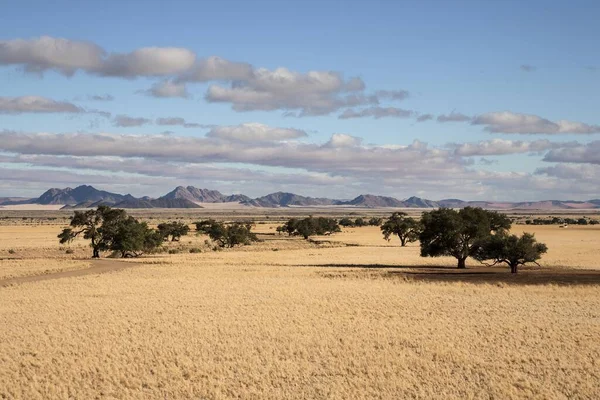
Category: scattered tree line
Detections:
[
  {"x1": 525, "y1": 217, "x2": 598, "y2": 226},
  {"x1": 195, "y1": 219, "x2": 259, "y2": 248},
  {"x1": 61, "y1": 206, "x2": 548, "y2": 274},
  {"x1": 277, "y1": 217, "x2": 341, "y2": 239},
  {"x1": 339, "y1": 217, "x2": 383, "y2": 227}
]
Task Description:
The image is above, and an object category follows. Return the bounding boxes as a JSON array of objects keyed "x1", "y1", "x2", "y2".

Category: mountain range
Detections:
[{"x1": 0, "y1": 185, "x2": 599, "y2": 210}]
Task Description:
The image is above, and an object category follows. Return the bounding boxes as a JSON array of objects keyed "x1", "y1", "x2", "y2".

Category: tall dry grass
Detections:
[{"x1": 0, "y1": 222, "x2": 598, "y2": 398}]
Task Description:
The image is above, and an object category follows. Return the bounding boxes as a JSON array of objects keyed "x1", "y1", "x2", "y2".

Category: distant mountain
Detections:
[
  {"x1": 339, "y1": 194, "x2": 405, "y2": 208},
  {"x1": 403, "y1": 196, "x2": 440, "y2": 208},
  {"x1": 242, "y1": 192, "x2": 337, "y2": 207},
  {"x1": 0, "y1": 197, "x2": 34, "y2": 206},
  {"x1": 4, "y1": 184, "x2": 600, "y2": 210},
  {"x1": 161, "y1": 186, "x2": 251, "y2": 203},
  {"x1": 110, "y1": 197, "x2": 202, "y2": 209},
  {"x1": 223, "y1": 194, "x2": 252, "y2": 202},
  {"x1": 37, "y1": 185, "x2": 125, "y2": 205},
  {"x1": 437, "y1": 199, "x2": 467, "y2": 208}
]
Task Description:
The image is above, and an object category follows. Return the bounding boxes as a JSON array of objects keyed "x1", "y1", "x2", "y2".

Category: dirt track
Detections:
[{"x1": 0, "y1": 259, "x2": 139, "y2": 287}]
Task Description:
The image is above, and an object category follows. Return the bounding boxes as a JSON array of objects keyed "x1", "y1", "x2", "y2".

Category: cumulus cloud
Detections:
[
  {"x1": 144, "y1": 80, "x2": 189, "y2": 98},
  {"x1": 449, "y1": 139, "x2": 578, "y2": 156},
  {"x1": 0, "y1": 96, "x2": 84, "y2": 114},
  {"x1": 472, "y1": 111, "x2": 600, "y2": 134},
  {"x1": 113, "y1": 115, "x2": 152, "y2": 127},
  {"x1": 155, "y1": 117, "x2": 208, "y2": 128},
  {"x1": 205, "y1": 68, "x2": 375, "y2": 116},
  {"x1": 437, "y1": 112, "x2": 471, "y2": 123},
  {"x1": 543, "y1": 141, "x2": 600, "y2": 164},
  {"x1": 0, "y1": 130, "x2": 462, "y2": 177},
  {"x1": 177, "y1": 56, "x2": 254, "y2": 82},
  {"x1": 324, "y1": 133, "x2": 363, "y2": 148},
  {"x1": 0, "y1": 36, "x2": 195, "y2": 78},
  {"x1": 0, "y1": 36, "x2": 104, "y2": 75},
  {"x1": 97, "y1": 47, "x2": 195, "y2": 77},
  {"x1": 338, "y1": 107, "x2": 414, "y2": 119},
  {"x1": 206, "y1": 123, "x2": 307, "y2": 142},
  {"x1": 535, "y1": 163, "x2": 600, "y2": 181},
  {"x1": 1, "y1": 36, "x2": 414, "y2": 117},
  {"x1": 2, "y1": 129, "x2": 599, "y2": 200}
]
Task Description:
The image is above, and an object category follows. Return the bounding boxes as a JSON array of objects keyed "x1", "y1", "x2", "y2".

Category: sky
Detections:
[{"x1": 0, "y1": 0, "x2": 599, "y2": 201}]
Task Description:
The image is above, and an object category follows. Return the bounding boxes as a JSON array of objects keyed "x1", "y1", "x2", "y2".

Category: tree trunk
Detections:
[
  {"x1": 457, "y1": 257, "x2": 466, "y2": 269},
  {"x1": 92, "y1": 248, "x2": 100, "y2": 258},
  {"x1": 510, "y1": 263, "x2": 518, "y2": 274},
  {"x1": 400, "y1": 236, "x2": 406, "y2": 247}
]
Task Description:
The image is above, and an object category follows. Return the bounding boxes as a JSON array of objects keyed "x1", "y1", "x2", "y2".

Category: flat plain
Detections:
[{"x1": 0, "y1": 210, "x2": 599, "y2": 399}]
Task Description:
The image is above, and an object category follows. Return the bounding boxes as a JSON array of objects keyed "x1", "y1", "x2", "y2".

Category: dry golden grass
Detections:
[
  {"x1": 0, "y1": 220, "x2": 599, "y2": 398},
  {"x1": 0, "y1": 259, "x2": 91, "y2": 280}
]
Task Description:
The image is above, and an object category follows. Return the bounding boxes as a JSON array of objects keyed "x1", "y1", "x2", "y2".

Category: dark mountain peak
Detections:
[
  {"x1": 403, "y1": 196, "x2": 439, "y2": 208},
  {"x1": 242, "y1": 192, "x2": 337, "y2": 207},
  {"x1": 36, "y1": 185, "x2": 126, "y2": 205},
  {"x1": 342, "y1": 194, "x2": 405, "y2": 207}
]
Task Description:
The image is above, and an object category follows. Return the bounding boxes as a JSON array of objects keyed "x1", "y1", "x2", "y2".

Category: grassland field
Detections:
[{"x1": 0, "y1": 209, "x2": 599, "y2": 399}]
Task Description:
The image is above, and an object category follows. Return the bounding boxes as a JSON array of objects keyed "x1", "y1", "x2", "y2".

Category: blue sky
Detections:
[{"x1": 1, "y1": 0, "x2": 599, "y2": 200}]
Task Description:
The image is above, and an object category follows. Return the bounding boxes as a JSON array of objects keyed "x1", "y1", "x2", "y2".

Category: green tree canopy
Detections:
[
  {"x1": 473, "y1": 232, "x2": 548, "y2": 273},
  {"x1": 157, "y1": 221, "x2": 190, "y2": 241},
  {"x1": 279, "y1": 217, "x2": 341, "y2": 239},
  {"x1": 419, "y1": 207, "x2": 511, "y2": 268},
  {"x1": 58, "y1": 206, "x2": 161, "y2": 258},
  {"x1": 380, "y1": 212, "x2": 422, "y2": 246},
  {"x1": 197, "y1": 220, "x2": 259, "y2": 248}
]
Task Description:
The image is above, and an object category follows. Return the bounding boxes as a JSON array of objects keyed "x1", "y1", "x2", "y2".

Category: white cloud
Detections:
[
  {"x1": 0, "y1": 36, "x2": 104, "y2": 75},
  {"x1": 206, "y1": 123, "x2": 307, "y2": 142},
  {"x1": 450, "y1": 139, "x2": 578, "y2": 156},
  {"x1": 97, "y1": 47, "x2": 195, "y2": 77},
  {"x1": 472, "y1": 111, "x2": 600, "y2": 134},
  {"x1": 144, "y1": 80, "x2": 189, "y2": 98},
  {"x1": 0, "y1": 36, "x2": 195, "y2": 78},
  {"x1": 324, "y1": 133, "x2": 364, "y2": 148},
  {"x1": 205, "y1": 68, "x2": 375, "y2": 115},
  {"x1": 0, "y1": 96, "x2": 84, "y2": 114},
  {"x1": 178, "y1": 56, "x2": 253, "y2": 82},
  {"x1": 543, "y1": 141, "x2": 600, "y2": 164}
]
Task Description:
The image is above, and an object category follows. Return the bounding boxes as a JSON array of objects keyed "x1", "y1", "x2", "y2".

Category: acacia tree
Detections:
[
  {"x1": 419, "y1": 207, "x2": 511, "y2": 269},
  {"x1": 157, "y1": 221, "x2": 190, "y2": 241},
  {"x1": 197, "y1": 220, "x2": 259, "y2": 248},
  {"x1": 109, "y1": 217, "x2": 164, "y2": 258},
  {"x1": 58, "y1": 205, "x2": 127, "y2": 258},
  {"x1": 58, "y1": 206, "x2": 161, "y2": 258},
  {"x1": 474, "y1": 232, "x2": 548, "y2": 273},
  {"x1": 279, "y1": 217, "x2": 340, "y2": 239},
  {"x1": 380, "y1": 212, "x2": 422, "y2": 246}
]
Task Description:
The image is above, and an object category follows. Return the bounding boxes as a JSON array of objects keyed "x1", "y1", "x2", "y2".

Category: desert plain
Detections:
[{"x1": 0, "y1": 209, "x2": 599, "y2": 399}]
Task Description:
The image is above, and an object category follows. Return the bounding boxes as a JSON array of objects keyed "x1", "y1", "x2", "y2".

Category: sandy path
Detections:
[{"x1": 0, "y1": 259, "x2": 140, "y2": 287}]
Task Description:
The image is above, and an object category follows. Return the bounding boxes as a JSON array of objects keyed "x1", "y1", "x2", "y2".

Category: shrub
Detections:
[
  {"x1": 279, "y1": 217, "x2": 341, "y2": 239},
  {"x1": 157, "y1": 221, "x2": 190, "y2": 241},
  {"x1": 189, "y1": 248, "x2": 202, "y2": 254},
  {"x1": 168, "y1": 249, "x2": 180, "y2": 255},
  {"x1": 338, "y1": 217, "x2": 354, "y2": 227},
  {"x1": 65, "y1": 249, "x2": 74, "y2": 254},
  {"x1": 8, "y1": 249, "x2": 15, "y2": 254}
]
